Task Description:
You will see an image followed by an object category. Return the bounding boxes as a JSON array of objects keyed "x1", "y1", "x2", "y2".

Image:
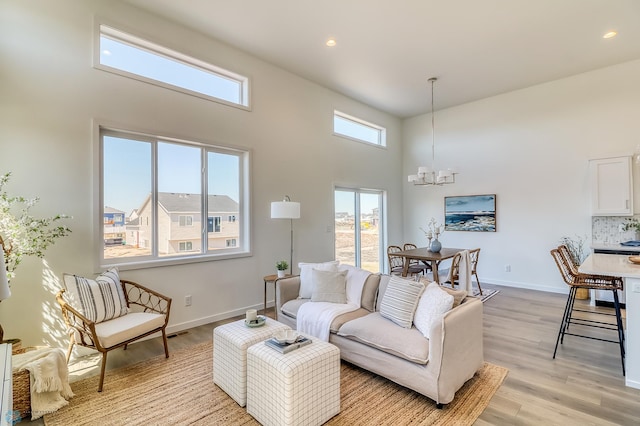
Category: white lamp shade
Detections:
[
  {"x1": 271, "y1": 201, "x2": 301, "y2": 219},
  {"x1": 0, "y1": 245, "x2": 10, "y2": 301}
]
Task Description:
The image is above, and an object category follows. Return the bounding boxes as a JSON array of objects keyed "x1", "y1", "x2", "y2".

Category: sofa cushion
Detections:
[
  {"x1": 311, "y1": 269, "x2": 348, "y2": 303},
  {"x1": 360, "y1": 274, "x2": 381, "y2": 312},
  {"x1": 298, "y1": 261, "x2": 340, "y2": 299},
  {"x1": 63, "y1": 268, "x2": 128, "y2": 323},
  {"x1": 337, "y1": 312, "x2": 429, "y2": 364},
  {"x1": 379, "y1": 276, "x2": 425, "y2": 328},
  {"x1": 375, "y1": 274, "x2": 392, "y2": 312},
  {"x1": 413, "y1": 282, "x2": 454, "y2": 339},
  {"x1": 95, "y1": 312, "x2": 165, "y2": 348},
  {"x1": 419, "y1": 278, "x2": 467, "y2": 307},
  {"x1": 281, "y1": 298, "x2": 309, "y2": 319}
]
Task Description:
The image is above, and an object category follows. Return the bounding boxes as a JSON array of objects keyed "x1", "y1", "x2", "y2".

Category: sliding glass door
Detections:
[{"x1": 334, "y1": 188, "x2": 384, "y2": 272}]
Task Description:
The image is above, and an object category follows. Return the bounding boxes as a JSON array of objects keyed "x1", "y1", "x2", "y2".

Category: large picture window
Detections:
[{"x1": 100, "y1": 128, "x2": 248, "y2": 267}]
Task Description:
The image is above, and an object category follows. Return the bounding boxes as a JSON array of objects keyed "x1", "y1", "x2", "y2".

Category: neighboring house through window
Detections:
[{"x1": 100, "y1": 128, "x2": 249, "y2": 267}]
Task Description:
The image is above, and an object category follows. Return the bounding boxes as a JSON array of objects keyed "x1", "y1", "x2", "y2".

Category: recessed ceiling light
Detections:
[
  {"x1": 603, "y1": 31, "x2": 618, "y2": 39},
  {"x1": 326, "y1": 38, "x2": 337, "y2": 47}
]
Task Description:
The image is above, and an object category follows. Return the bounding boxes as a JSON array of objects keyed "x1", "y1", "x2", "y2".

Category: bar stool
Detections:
[{"x1": 550, "y1": 245, "x2": 625, "y2": 375}]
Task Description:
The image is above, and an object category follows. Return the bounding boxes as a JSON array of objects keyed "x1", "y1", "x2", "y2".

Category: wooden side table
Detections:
[{"x1": 263, "y1": 274, "x2": 293, "y2": 318}]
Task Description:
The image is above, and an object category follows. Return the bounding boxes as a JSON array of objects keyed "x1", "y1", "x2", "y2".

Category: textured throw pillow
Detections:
[
  {"x1": 419, "y1": 278, "x2": 467, "y2": 307},
  {"x1": 311, "y1": 269, "x2": 348, "y2": 303},
  {"x1": 63, "y1": 267, "x2": 129, "y2": 323},
  {"x1": 413, "y1": 282, "x2": 455, "y2": 339},
  {"x1": 298, "y1": 261, "x2": 339, "y2": 299},
  {"x1": 379, "y1": 276, "x2": 425, "y2": 328}
]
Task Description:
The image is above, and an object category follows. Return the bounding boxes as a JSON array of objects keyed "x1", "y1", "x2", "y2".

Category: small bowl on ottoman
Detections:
[{"x1": 273, "y1": 330, "x2": 298, "y2": 344}]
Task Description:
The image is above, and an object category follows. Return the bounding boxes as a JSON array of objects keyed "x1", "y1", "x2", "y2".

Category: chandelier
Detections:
[{"x1": 407, "y1": 77, "x2": 457, "y2": 186}]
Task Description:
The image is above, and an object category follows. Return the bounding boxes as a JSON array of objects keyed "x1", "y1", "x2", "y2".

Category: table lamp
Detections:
[{"x1": 270, "y1": 196, "x2": 301, "y2": 275}]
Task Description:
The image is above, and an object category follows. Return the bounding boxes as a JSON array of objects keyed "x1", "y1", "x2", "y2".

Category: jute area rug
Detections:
[{"x1": 45, "y1": 341, "x2": 507, "y2": 426}]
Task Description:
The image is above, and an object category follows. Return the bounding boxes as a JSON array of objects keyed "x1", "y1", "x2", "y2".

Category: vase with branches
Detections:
[{"x1": 0, "y1": 172, "x2": 72, "y2": 280}]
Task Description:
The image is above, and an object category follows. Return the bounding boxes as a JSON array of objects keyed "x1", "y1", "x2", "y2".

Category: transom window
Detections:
[
  {"x1": 96, "y1": 24, "x2": 250, "y2": 109},
  {"x1": 333, "y1": 111, "x2": 386, "y2": 147},
  {"x1": 100, "y1": 128, "x2": 249, "y2": 267}
]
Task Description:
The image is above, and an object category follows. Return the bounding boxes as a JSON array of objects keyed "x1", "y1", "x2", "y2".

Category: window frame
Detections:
[
  {"x1": 179, "y1": 215, "x2": 194, "y2": 227},
  {"x1": 333, "y1": 110, "x2": 387, "y2": 147},
  {"x1": 333, "y1": 186, "x2": 386, "y2": 272},
  {"x1": 179, "y1": 241, "x2": 193, "y2": 252},
  {"x1": 94, "y1": 21, "x2": 251, "y2": 111},
  {"x1": 96, "y1": 124, "x2": 251, "y2": 271}
]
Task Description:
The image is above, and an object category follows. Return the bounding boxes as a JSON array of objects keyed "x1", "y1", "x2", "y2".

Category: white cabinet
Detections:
[{"x1": 589, "y1": 156, "x2": 633, "y2": 216}]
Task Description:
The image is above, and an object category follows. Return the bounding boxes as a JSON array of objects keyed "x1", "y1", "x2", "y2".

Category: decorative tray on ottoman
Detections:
[{"x1": 245, "y1": 315, "x2": 267, "y2": 328}]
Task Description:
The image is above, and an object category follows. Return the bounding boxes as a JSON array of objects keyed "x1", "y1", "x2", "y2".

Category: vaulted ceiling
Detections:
[{"x1": 124, "y1": 0, "x2": 640, "y2": 118}]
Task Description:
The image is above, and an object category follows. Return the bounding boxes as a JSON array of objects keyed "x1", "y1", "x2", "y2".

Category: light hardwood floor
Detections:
[{"x1": 39, "y1": 284, "x2": 640, "y2": 425}]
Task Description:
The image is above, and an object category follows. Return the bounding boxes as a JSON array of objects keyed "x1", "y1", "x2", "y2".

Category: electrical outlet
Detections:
[
  {"x1": 505, "y1": 264, "x2": 511, "y2": 272},
  {"x1": 185, "y1": 295, "x2": 192, "y2": 306}
]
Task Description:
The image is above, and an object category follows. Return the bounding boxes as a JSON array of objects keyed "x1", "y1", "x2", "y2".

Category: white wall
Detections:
[
  {"x1": 0, "y1": 0, "x2": 403, "y2": 346},
  {"x1": 403, "y1": 59, "x2": 640, "y2": 293}
]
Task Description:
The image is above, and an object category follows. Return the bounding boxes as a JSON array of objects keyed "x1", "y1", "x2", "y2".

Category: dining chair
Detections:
[
  {"x1": 403, "y1": 243, "x2": 433, "y2": 273},
  {"x1": 387, "y1": 245, "x2": 428, "y2": 277},
  {"x1": 550, "y1": 244, "x2": 625, "y2": 375},
  {"x1": 468, "y1": 248, "x2": 483, "y2": 295}
]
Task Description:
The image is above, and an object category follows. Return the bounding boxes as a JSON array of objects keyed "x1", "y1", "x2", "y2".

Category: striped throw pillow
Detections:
[
  {"x1": 379, "y1": 276, "x2": 425, "y2": 328},
  {"x1": 63, "y1": 268, "x2": 129, "y2": 323}
]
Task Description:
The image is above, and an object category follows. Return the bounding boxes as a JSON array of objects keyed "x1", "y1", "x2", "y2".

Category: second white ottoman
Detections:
[
  {"x1": 213, "y1": 318, "x2": 290, "y2": 407},
  {"x1": 246, "y1": 337, "x2": 341, "y2": 426}
]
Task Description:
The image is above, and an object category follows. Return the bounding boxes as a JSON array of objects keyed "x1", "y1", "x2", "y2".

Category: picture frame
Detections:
[{"x1": 444, "y1": 194, "x2": 496, "y2": 232}]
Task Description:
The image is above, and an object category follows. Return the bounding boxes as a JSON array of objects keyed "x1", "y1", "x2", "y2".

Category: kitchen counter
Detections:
[
  {"x1": 580, "y1": 253, "x2": 640, "y2": 389},
  {"x1": 591, "y1": 243, "x2": 640, "y2": 254}
]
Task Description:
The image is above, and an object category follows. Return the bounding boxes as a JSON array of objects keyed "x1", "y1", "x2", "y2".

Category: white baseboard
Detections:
[
  {"x1": 166, "y1": 301, "x2": 268, "y2": 336},
  {"x1": 480, "y1": 278, "x2": 568, "y2": 294}
]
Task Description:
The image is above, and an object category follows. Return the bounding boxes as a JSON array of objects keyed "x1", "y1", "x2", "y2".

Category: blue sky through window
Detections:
[
  {"x1": 100, "y1": 36, "x2": 242, "y2": 104},
  {"x1": 103, "y1": 135, "x2": 240, "y2": 216}
]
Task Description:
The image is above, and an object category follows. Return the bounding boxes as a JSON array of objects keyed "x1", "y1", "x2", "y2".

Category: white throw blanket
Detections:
[
  {"x1": 296, "y1": 301, "x2": 359, "y2": 341},
  {"x1": 458, "y1": 249, "x2": 473, "y2": 293},
  {"x1": 13, "y1": 347, "x2": 74, "y2": 420},
  {"x1": 297, "y1": 265, "x2": 371, "y2": 341}
]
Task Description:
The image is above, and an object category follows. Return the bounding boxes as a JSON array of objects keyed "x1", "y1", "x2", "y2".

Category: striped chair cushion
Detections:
[
  {"x1": 63, "y1": 268, "x2": 129, "y2": 323},
  {"x1": 379, "y1": 276, "x2": 425, "y2": 328}
]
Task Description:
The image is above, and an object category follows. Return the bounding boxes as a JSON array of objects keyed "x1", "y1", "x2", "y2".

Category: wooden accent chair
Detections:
[
  {"x1": 387, "y1": 245, "x2": 429, "y2": 277},
  {"x1": 550, "y1": 244, "x2": 625, "y2": 375},
  {"x1": 57, "y1": 277, "x2": 172, "y2": 391}
]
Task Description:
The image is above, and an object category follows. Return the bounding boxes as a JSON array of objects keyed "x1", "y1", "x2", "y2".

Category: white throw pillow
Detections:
[
  {"x1": 379, "y1": 276, "x2": 425, "y2": 328},
  {"x1": 298, "y1": 261, "x2": 339, "y2": 298},
  {"x1": 413, "y1": 282, "x2": 454, "y2": 339},
  {"x1": 311, "y1": 269, "x2": 348, "y2": 303},
  {"x1": 63, "y1": 267, "x2": 129, "y2": 323}
]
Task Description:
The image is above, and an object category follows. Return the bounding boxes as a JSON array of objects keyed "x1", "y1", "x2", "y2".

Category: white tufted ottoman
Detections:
[
  {"x1": 213, "y1": 318, "x2": 290, "y2": 407},
  {"x1": 246, "y1": 337, "x2": 341, "y2": 426}
]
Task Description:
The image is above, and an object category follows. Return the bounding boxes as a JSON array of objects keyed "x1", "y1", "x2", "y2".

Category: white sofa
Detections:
[{"x1": 275, "y1": 271, "x2": 484, "y2": 406}]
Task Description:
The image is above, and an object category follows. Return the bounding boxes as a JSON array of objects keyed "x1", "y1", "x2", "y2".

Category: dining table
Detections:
[{"x1": 395, "y1": 247, "x2": 466, "y2": 283}]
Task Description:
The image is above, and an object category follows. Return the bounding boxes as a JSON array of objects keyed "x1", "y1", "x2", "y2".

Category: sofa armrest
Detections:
[
  {"x1": 428, "y1": 297, "x2": 484, "y2": 403},
  {"x1": 275, "y1": 275, "x2": 301, "y2": 311}
]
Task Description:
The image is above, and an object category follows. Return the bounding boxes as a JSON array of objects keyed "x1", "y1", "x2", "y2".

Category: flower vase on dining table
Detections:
[{"x1": 430, "y1": 236, "x2": 442, "y2": 253}]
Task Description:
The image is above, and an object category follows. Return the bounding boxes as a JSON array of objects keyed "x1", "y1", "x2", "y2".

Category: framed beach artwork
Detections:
[{"x1": 444, "y1": 194, "x2": 496, "y2": 232}]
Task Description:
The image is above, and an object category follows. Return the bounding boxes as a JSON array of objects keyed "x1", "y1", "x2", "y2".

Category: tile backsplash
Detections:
[{"x1": 592, "y1": 216, "x2": 640, "y2": 244}]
